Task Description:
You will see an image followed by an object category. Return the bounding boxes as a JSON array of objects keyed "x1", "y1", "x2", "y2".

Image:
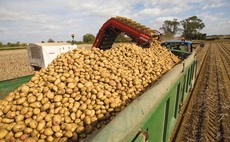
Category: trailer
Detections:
[
  {"x1": 0, "y1": 53, "x2": 197, "y2": 142},
  {"x1": 27, "y1": 43, "x2": 77, "y2": 70},
  {"x1": 0, "y1": 17, "x2": 198, "y2": 142}
]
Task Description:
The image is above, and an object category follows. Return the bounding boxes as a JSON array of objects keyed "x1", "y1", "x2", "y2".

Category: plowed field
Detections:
[
  {"x1": 0, "y1": 49, "x2": 34, "y2": 81},
  {"x1": 174, "y1": 42, "x2": 230, "y2": 141}
]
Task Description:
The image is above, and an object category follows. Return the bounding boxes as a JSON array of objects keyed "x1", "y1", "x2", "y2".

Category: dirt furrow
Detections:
[{"x1": 174, "y1": 43, "x2": 230, "y2": 142}]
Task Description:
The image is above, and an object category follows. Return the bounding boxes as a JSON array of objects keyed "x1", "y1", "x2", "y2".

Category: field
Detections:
[
  {"x1": 0, "y1": 49, "x2": 34, "y2": 81},
  {"x1": 173, "y1": 42, "x2": 230, "y2": 141},
  {"x1": 0, "y1": 46, "x2": 26, "y2": 51}
]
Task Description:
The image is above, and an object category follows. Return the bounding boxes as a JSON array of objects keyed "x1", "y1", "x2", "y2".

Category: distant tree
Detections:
[
  {"x1": 180, "y1": 16, "x2": 205, "y2": 40},
  {"x1": 160, "y1": 19, "x2": 180, "y2": 37},
  {"x1": 7, "y1": 42, "x2": 14, "y2": 47},
  {"x1": 41, "y1": 41, "x2": 45, "y2": 43},
  {"x1": 20, "y1": 43, "x2": 27, "y2": 46},
  {"x1": 16, "y1": 41, "x2": 20, "y2": 46},
  {"x1": 47, "y1": 38, "x2": 55, "y2": 43},
  {"x1": 83, "y1": 34, "x2": 95, "y2": 43},
  {"x1": 0, "y1": 42, "x2": 3, "y2": 47}
]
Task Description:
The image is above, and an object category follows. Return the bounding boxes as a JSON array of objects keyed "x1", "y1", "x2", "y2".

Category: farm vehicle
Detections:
[
  {"x1": 27, "y1": 43, "x2": 77, "y2": 71},
  {"x1": 0, "y1": 16, "x2": 197, "y2": 142}
]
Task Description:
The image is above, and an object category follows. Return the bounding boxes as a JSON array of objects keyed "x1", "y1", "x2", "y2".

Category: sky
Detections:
[{"x1": 0, "y1": 0, "x2": 229, "y2": 43}]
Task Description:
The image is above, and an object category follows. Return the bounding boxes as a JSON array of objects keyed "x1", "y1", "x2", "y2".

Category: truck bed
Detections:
[{"x1": 0, "y1": 75, "x2": 33, "y2": 99}]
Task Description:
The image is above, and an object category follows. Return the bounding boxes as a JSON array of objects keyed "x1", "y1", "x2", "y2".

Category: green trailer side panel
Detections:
[
  {"x1": 0, "y1": 75, "x2": 33, "y2": 99},
  {"x1": 142, "y1": 102, "x2": 165, "y2": 142},
  {"x1": 133, "y1": 61, "x2": 196, "y2": 142}
]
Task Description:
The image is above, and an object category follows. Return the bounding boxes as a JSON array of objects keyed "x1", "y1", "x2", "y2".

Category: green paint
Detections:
[
  {"x1": 129, "y1": 61, "x2": 197, "y2": 142},
  {"x1": 0, "y1": 75, "x2": 33, "y2": 99}
]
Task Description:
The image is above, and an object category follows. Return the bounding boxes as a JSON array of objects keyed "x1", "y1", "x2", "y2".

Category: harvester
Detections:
[{"x1": 93, "y1": 16, "x2": 161, "y2": 49}]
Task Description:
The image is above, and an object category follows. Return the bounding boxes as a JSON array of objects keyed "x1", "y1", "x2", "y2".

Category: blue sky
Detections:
[{"x1": 0, "y1": 0, "x2": 229, "y2": 43}]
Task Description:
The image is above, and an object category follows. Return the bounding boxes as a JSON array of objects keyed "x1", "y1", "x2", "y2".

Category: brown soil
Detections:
[
  {"x1": 0, "y1": 49, "x2": 34, "y2": 81},
  {"x1": 174, "y1": 42, "x2": 230, "y2": 141}
]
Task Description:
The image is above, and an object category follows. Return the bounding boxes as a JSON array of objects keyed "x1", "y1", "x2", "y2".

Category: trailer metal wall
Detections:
[{"x1": 0, "y1": 75, "x2": 33, "y2": 99}]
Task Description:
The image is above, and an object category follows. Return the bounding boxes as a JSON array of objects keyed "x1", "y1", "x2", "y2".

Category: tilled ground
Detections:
[
  {"x1": 0, "y1": 49, "x2": 34, "y2": 81},
  {"x1": 175, "y1": 42, "x2": 230, "y2": 141}
]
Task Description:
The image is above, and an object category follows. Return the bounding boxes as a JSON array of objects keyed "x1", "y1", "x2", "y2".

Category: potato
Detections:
[
  {"x1": 15, "y1": 115, "x2": 24, "y2": 122},
  {"x1": 20, "y1": 107, "x2": 29, "y2": 115},
  {"x1": 0, "y1": 129, "x2": 8, "y2": 139},
  {"x1": 76, "y1": 126, "x2": 85, "y2": 133},
  {"x1": 36, "y1": 112, "x2": 47, "y2": 122},
  {"x1": 41, "y1": 103, "x2": 50, "y2": 111},
  {"x1": 46, "y1": 136, "x2": 54, "y2": 142},
  {"x1": 67, "y1": 83, "x2": 75, "y2": 89},
  {"x1": 37, "y1": 93, "x2": 43, "y2": 101},
  {"x1": 37, "y1": 120, "x2": 45, "y2": 131},
  {"x1": 28, "y1": 95, "x2": 36, "y2": 103},
  {"x1": 41, "y1": 98, "x2": 49, "y2": 104},
  {"x1": 3, "y1": 105, "x2": 11, "y2": 114},
  {"x1": 46, "y1": 92, "x2": 54, "y2": 99},
  {"x1": 84, "y1": 116, "x2": 91, "y2": 125},
  {"x1": 65, "y1": 124, "x2": 72, "y2": 131},
  {"x1": 24, "y1": 137, "x2": 37, "y2": 142},
  {"x1": 33, "y1": 108, "x2": 40, "y2": 115},
  {"x1": 79, "y1": 104, "x2": 87, "y2": 111},
  {"x1": 52, "y1": 125, "x2": 60, "y2": 132},
  {"x1": 25, "y1": 118, "x2": 32, "y2": 125},
  {"x1": 5, "y1": 93, "x2": 15, "y2": 102},
  {"x1": 64, "y1": 117, "x2": 71, "y2": 123},
  {"x1": 40, "y1": 134, "x2": 47, "y2": 140},
  {"x1": 53, "y1": 95, "x2": 63, "y2": 102},
  {"x1": 20, "y1": 134, "x2": 29, "y2": 141},
  {"x1": 6, "y1": 111, "x2": 16, "y2": 119},
  {"x1": 16, "y1": 97, "x2": 26, "y2": 105},
  {"x1": 44, "y1": 128, "x2": 54, "y2": 136},
  {"x1": 15, "y1": 131, "x2": 23, "y2": 138},
  {"x1": 25, "y1": 111, "x2": 33, "y2": 118},
  {"x1": 30, "y1": 102, "x2": 41, "y2": 108},
  {"x1": 46, "y1": 121, "x2": 53, "y2": 128},
  {"x1": 29, "y1": 120, "x2": 38, "y2": 129},
  {"x1": 13, "y1": 122, "x2": 26, "y2": 132},
  {"x1": 53, "y1": 115, "x2": 62, "y2": 125},
  {"x1": 24, "y1": 128, "x2": 33, "y2": 134},
  {"x1": 31, "y1": 130, "x2": 39, "y2": 137},
  {"x1": 2, "y1": 118, "x2": 14, "y2": 124},
  {"x1": 55, "y1": 132, "x2": 63, "y2": 138},
  {"x1": 5, "y1": 122, "x2": 16, "y2": 131},
  {"x1": 70, "y1": 112, "x2": 76, "y2": 120}
]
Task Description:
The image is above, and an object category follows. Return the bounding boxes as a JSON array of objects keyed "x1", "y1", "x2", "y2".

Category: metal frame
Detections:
[{"x1": 93, "y1": 18, "x2": 154, "y2": 49}]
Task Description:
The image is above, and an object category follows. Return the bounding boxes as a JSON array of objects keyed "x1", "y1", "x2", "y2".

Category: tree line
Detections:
[
  {"x1": 0, "y1": 41, "x2": 27, "y2": 47},
  {"x1": 160, "y1": 16, "x2": 206, "y2": 40}
]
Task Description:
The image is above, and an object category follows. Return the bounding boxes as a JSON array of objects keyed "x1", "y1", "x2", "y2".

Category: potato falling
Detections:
[{"x1": 0, "y1": 43, "x2": 180, "y2": 141}]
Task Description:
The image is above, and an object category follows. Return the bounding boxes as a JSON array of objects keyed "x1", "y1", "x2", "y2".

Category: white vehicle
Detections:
[{"x1": 27, "y1": 42, "x2": 77, "y2": 70}]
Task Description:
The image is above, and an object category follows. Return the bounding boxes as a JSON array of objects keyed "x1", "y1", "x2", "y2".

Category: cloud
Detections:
[
  {"x1": 0, "y1": 0, "x2": 229, "y2": 43},
  {"x1": 41, "y1": 24, "x2": 62, "y2": 31},
  {"x1": 0, "y1": 27, "x2": 7, "y2": 33},
  {"x1": 201, "y1": 0, "x2": 226, "y2": 10},
  {"x1": 66, "y1": 0, "x2": 136, "y2": 18},
  {"x1": 197, "y1": 12, "x2": 230, "y2": 35}
]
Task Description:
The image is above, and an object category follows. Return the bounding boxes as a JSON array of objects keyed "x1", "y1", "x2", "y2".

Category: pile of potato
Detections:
[{"x1": 0, "y1": 43, "x2": 180, "y2": 141}]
